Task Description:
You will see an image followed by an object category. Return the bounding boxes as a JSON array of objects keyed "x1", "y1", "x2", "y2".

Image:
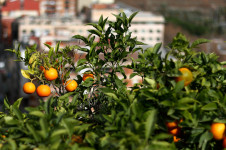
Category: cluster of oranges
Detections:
[
  {"x1": 166, "y1": 121, "x2": 226, "y2": 147},
  {"x1": 166, "y1": 119, "x2": 183, "y2": 142},
  {"x1": 23, "y1": 67, "x2": 58, "y2": 97},
  {"x1": 23, "y1": 67, "x2": 94, "y2": 97},
  {"x1": 210, "y1": 122, "x2": 226, "y2": 148}
]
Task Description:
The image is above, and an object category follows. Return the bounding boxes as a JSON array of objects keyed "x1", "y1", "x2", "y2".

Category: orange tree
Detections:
[{"x1": 0, "y1": 12, "x2": 226, "y2": 150}]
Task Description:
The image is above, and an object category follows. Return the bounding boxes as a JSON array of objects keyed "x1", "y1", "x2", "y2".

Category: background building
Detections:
[
  {"x1": 40, "y1": 0, "x2": 77, "y2": 17},
  {"x1": 1, "y1": 0, "x2": 39, "y2": 17}
]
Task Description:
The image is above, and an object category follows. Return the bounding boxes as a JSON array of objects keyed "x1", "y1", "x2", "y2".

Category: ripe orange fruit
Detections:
[
  {"x1": 44, "y1": 67, "x2": 58, "y2": 81},
  {"x1": 173, "y1": 136, "x2": 180, "y2": 142},
  {"x1": 83, "y1": 73, "x2": 94, "y2": 81},
  {"x1": 210, "y1": 123, "x2": 225, "y2": 140},
  {"x1": 166, "y1": 121, "x2": 178, "y2": 130},
  {"x1": 71, "y1": 135, "x2": 83, "y2": 144},
  {"x1": 36, "y1": 85, "x2": 51, "y2": 97},
  {"x1": 223, "y1": 137, "x2": 226, "y2": 148},
  {"x1": 175, "y1": 68, "x2": 193, "y2": 86},
  {"x1": 40, "y1": 66, "x2": 45, "y2": 72},
  {"x1": 65, "y1": 80, "x2": 78, "y2": 92},
  {"x1": 23, "y1": 82, "x2": 36, "y2": 94},
  {"x1": 169, "y1": 127, "x2": 181, "y2": 136}
]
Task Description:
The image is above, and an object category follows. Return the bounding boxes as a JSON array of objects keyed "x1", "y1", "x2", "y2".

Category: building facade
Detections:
[
  {"x1": 1, "y1": 0, "x2": 39, "y2": 17},
  {"x1": 40, "y1": 0, "x2": 77, "y2": 17}
]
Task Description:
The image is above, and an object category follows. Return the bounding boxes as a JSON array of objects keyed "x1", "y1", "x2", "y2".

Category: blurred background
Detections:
[{"x1": 0, "y1": 0, "x2": 225, "y2": 107}]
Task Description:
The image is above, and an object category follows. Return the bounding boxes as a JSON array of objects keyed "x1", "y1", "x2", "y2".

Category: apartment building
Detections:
[
  {"x1": 40, "y1": 0, "x2": 77, "y2": 17},
  {"x1": 18, "y1": 16, "x2": 91, "y2": 50},
  {"x1": 1, "y1": 0, "x2": 39, "y2": 17}
]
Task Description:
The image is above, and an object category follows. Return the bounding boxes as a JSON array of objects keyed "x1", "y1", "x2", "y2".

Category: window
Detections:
[
  {"x1": 141, "y1": 37, "x2": 145, "y2": 41},
  {"x1": 149, "y1": 37, "x2": 152, "y2": 41},
  {"x1": 157, "y1": 29, "x2": 161, "y2": 33},
  {"x1": 149, "y1": 29, "x2": 153, "y2": 33},
  {"x1": 22, "y1": 29, "x2": 26, "y2": 34},
  {"x1": 156, "y1": 37, "x2": 160, "y2": 41}
]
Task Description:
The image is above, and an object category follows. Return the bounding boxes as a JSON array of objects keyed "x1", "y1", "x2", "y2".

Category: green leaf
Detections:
[
  {"x1": 160, "y1": 100, "x2": 173, "y2": 107},
  {"x1": 130, "y1": 72, "x2": 138, "y2": 79},
  {"x1": 62, "y1": 118, "x2": 75, "y2": 137},
  {"x1": 99, "y1": 88, "x2": 119, "y2": 100},
  {"x1": 21, "y1": 69, "x2": 31, "y2": 79},
  {"x1": 12, "y1": 105, "x2": 23, "y2": 120},
  {"x1": 201, "y1": 102, "x2": 218, "y2": 111},
  {"x1": 8, "y1": 139, "x2": 17, "y2": 150},
  {"x1": 102, "y1": 114, "x2": 113, "y2": 123},
  {"x1": 198, "y1": 131, "x2": 213, "y2": 150},
  {"x1": 191, "y1": 39, "x2": 210, "y2": 48},
  {"x1": 55, "y1": 42, "x2": 60, "y2": 53},
  {"x1": 29, "y1": 53, "x2": 38, "y2": 64},
  {"x1": 29, "y1": 111, "x2": 45, "y2": 118},
  {"x1": 145, "y1": 109, "x2": 157, "y2": 142},
  {"x1": 98, "y1": 15, "x2": 103, "y2": 26},
  {"x1": 72, "y1": 35, "x2": 88, "y2": 44},
  {"x1": 152, "y1": 43, "x2": 162, "y2": 54},
  {"x1": 136, "y1": 41, "x2": 146, "y2": 45},
  {"x1": 178, "y1": 97, "x2": 197, "y2": 104},
  {"x1": 44, "y1": 43, "x2": 52, "y2": 49},
  {"x1": 87, "y1": 23, "x2": 102, "y2": 32},
  {"x1": 44, "y1": 97, "x2": 52, "y2": 115},
  {"x1": 40, "y1": 117, "x2": 48, "y2": 138},
  {"x1": 85, "y1": 132, "x2": 98, "y2": 146},
  {"x1": 58, "y1": 92, "x2": 74, "y2": 100},
  {"x1": 13, "y1": 97, "x2": 23, "y2": 109},
  {"x1": 4, "y1": 97, "x2": 10, "y2": 109},
  {"x1": 51, "y1": 129, "x2": 68, "y2": 138},
  {"x1": 77, "y1": 59, "x2": 87, "y2": 66},
  {"x1": 175, "y1": 104, "x2": 193, "y2": 110},
  {"x1": 4, "y1": 116, "x2": 19, "y2": 125},
  {"x1": 174, "y1": 81, "x2": 184, "y2": 92},
  {"x1": 88, "y1": 29, "x2": 102, "y2": 37},
  {"x1": 26, "y1": 123, "x2": 41, "y2": 142},
  {"x1": 48, "y1": 47, "x2": 54, "y2": 58},
  {"x1": 128, "y1": 11, "x2": 138, "y2": 23},
  {"x1": 144, "y1": 78, "x2": 156, "y2": 88}
]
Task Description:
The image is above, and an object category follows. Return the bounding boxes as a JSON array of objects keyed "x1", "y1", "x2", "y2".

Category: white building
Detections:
[
  {"x1": 18, "y1": 2, "x2": 165, "y2": 49},
  {"x1": 18, "y1": 16, "x2": 92, "y2": 50}
]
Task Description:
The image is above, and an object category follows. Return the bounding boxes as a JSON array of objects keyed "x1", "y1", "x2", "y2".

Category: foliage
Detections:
[{"x1": 1, "y1": 12, "x2": 226, "y2": 150}]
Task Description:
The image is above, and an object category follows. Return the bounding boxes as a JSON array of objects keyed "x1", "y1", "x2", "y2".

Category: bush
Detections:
[{"x1": 1, "y1": 12, "x2": 226, "y2": 150}]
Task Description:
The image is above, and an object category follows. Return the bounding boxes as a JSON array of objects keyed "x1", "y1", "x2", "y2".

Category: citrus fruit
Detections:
[
  {"x1": 44, "y1": 67, "x2": 58, "y2": 81},
  {"x1": 173, "y1": 136, "x2": 180, "y2": 142},
  {"x1": 36, "y1": 85, "x2": 51, "y2": 97},
  {"x1": 71, "y1": 135, "x2": 83, "y2": 144},
  {"x1": 210, "y1": 123, "x2": 225, "y2": 140},
  {"x1": 169, "y1": 127, "x2": 181, "y2": 136},
  {"x1": 40, "y1": 66, "x2": 45, "y2": 72},
  {"x1": 223, "y1": 137, "x2": 226, "y2": 148},
  {"x1": 175, "y1": 68, "x2": 193, "y2": 86},
  {"x1": 23, "y1": 82, "x2": 36, "y2": 94},
  {"x1": 83, "y1": 73, "x2": 94, "y2": 81},
  {"x1": 65, "y1": 80, "x2": 78, "y2": 92},
  {"x1": 166, "y1": 121, "x2": 178, "y2": 130}
]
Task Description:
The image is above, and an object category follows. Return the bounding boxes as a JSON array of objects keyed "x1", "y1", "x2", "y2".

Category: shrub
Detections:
[{"x1": 1, "y1": 12, "x2": 226, "y2": 150}]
